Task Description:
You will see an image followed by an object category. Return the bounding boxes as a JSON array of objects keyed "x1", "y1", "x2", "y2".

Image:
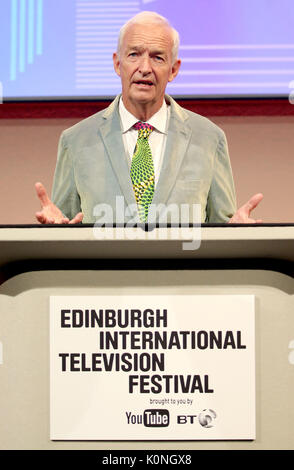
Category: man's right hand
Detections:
[{"x1": 35, "y1": 182, "x2": 83, "y2": 224}]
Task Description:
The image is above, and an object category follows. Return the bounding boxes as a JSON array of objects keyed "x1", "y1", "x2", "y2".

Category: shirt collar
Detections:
[{"x1": 119, "y1": 97, "x2": 168, "y2": 134}]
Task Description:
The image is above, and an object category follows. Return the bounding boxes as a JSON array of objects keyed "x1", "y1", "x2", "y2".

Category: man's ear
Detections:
[
  {"x1": 113, "y1": 52, "x2": 121, "y2": 77},
  {"x1": 168, "y1": 59, "x2": 181, "y2": 83}
]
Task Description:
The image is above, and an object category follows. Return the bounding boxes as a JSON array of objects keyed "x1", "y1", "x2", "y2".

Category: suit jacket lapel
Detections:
[
  {"x1": 98, "y1": 96, "x2": 137, "y2": 209},
  {"x1": 152, "y1": 96, "x2": 192, "y2": 208}
]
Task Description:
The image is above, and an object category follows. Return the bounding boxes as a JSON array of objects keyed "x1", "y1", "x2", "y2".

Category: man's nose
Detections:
[{"x1": 138, "y1": 55, "x2": 152, "y2": 74}]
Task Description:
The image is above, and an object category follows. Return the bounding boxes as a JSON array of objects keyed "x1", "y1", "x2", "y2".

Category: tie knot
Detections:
[{"x1": 133, "y1": 121, "x2": 154, "y2": 138}]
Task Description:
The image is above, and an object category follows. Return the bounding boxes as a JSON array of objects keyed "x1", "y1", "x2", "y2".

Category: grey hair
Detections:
[{"x1": 117, "y1": 11, "x2": 180, "y2": 63}]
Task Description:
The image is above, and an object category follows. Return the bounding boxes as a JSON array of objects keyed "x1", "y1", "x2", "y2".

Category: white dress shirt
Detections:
[{"x1": 118, "y1": 97, "x2": 170, "y2": 186}]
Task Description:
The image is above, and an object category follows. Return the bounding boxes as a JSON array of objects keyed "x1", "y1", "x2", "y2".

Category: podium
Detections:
[{"x1": 0, "y1": 224, "x2": 293, "y2": 449}]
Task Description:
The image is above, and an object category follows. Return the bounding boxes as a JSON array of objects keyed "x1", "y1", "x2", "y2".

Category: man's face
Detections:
[{"x1": 113, "y1": 22, "x2": 181, "y2": 115}]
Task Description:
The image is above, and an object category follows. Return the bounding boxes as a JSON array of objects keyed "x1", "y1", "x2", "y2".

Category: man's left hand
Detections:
[{"x1": 229, "y1": 193, "x2": 263, "y2": 223}]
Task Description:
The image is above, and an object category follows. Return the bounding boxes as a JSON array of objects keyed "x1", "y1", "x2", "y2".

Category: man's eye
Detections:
[
  {"x1": 154, "y1": 56, "x2": 164, "y2": 62},
  {"x1": 129, "y1": 52, "x2": 137, "y2": 57}
]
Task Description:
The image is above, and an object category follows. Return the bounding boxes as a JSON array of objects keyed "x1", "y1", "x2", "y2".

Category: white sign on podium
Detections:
[{"x1": 50, "y1": 295, "x2": 255, "y2": 440}]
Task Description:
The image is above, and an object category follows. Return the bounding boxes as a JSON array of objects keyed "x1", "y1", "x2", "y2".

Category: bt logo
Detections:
[{"x1": 177, "y1": 409, "x2": 217, "y2": 428}]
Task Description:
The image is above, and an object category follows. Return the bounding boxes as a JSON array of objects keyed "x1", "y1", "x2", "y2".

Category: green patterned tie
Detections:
[{"x1": 130, "y1": 121, "x2": 155, "y2": 222}]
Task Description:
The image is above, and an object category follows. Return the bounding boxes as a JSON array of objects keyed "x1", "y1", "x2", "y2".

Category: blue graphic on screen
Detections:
[
  {"x1": 10, "y1": 0, "x2": 43, "y2": 81},
  {"x1": 0, "y1": 0, "x2": 293, "y2": 100}
]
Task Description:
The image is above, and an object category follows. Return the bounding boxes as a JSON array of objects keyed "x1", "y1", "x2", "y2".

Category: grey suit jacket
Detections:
[{"x1": 51, "y1": 94, "x2": 236, "y2": 223}]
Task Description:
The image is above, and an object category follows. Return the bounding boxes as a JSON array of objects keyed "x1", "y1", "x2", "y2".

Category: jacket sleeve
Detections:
[
  {"x1": 51, "y1": 132, "x2": 82, "y2": 220},
  {"x1": 205, "y1": 131, "x2": 237, "y2": 223}
]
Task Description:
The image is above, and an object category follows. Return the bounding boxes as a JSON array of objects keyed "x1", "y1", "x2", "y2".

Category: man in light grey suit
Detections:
[{"x1": 35, "y1": 11, "x2": 263, "y2": 225}]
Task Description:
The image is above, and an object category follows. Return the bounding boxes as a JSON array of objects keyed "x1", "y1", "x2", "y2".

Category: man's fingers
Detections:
[
  {"x1": 69, "y1": 212, "x2": 84, "y2": 224},
  {"x1": 35, "y1": 211, "x2": 46, "y2": 224},
  {"x1": 229, "y1": 191, "x2": 264, "y2": 224},
  {"x1": 35, "y1": 211, "x2": 54, "y2": 224},
  {"x1": 35, "y1": 182, "x2": 51, "y2": 206},
  {"x1": 244, "y1": 193, "x2": 264, "y2": 214},
  {"x1": 36, "y1": 211, "x2": 70, "y2": 224}
]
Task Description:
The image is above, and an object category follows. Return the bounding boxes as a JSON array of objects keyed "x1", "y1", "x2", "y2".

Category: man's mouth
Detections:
[{"x1": 134, "y1": 80, "x2": 154, "y2": 87}]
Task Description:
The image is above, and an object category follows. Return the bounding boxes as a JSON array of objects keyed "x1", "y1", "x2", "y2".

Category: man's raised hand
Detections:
[
  {"x1": 35, "y1": 182, "x2": 83, "y2": 224},
  {"x1": 229, "y1": 193, "x2": 263, "y2": 224}
]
